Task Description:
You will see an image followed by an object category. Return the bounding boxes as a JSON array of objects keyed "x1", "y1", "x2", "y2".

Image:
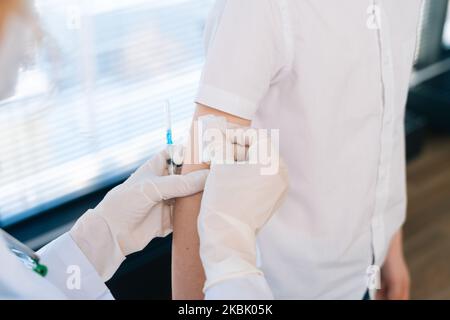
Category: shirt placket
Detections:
[{"x1": 370, "y1": 0, "x2": 397, "y2": 266}]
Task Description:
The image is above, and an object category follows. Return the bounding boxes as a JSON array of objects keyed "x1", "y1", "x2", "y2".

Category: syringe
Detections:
[{"x1": 165, "y1": 100, "x2": 175, "y2": 176}]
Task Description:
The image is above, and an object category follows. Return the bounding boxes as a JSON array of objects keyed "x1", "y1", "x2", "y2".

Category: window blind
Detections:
[
  {"x1": 414, "y1": 0, "x2": 449, "y2": 69},
  {"x1": 443, "y1": 0, "x2": 450, "y2": 48},
  {"x1": 0, "y1": 0, "x2": 214, "y2": 226}
]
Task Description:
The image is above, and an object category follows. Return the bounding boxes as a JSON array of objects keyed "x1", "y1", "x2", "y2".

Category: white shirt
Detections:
[
  {"x1": 0, "y1": 233, "x2": 113, "y2": 300},
  {"x1": 197, "y1": 0, "x2": 422, "y2": 299}
]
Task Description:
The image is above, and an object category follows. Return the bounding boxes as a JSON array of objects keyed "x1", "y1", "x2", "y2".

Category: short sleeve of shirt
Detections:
[{"x1": 196, "y1": 0, "x2": 290, "y2": 120}]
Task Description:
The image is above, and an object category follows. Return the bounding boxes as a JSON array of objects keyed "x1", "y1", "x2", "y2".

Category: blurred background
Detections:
[{"x1": 1, "y1": 0, "x2": 450, "y2": 299}]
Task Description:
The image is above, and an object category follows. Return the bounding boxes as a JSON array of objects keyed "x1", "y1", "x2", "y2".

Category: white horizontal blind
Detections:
[
  {"x1": 0, "y1": 0, "x2": 214, "y2": 226},
  {"x1": 414, "y1": 0, "x2": 449, "y2": 68},
  {"x1": 443, "y1": 1, "x2": 450, "y2": 48}
]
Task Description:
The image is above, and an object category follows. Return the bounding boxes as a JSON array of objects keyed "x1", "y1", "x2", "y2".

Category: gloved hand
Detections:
[
  {"x1": 198, "y1": 136, "x2": 289, "y2": 292},
  {"x1": 70, "y1": 149, "x2": 209, "y2": 281}
]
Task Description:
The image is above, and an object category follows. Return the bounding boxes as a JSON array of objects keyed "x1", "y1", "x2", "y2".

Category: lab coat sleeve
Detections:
[
  {"x1": 0, "y1": 237, "x2": 66, "y2": 299},
  {"x1": 196, "y1": 0, "x2": 291, "y2": 120},
  {"x1": 205, "y1": 274, "x2": 274, "y2": 300},
  {"x1": 38, "y1": 233, "x2": 114, "y2": 300}
]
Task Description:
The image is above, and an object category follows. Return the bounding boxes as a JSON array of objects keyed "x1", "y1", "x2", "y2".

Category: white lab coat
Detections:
[
  {"x1": 1, "y1": 231, "x2": 267, "y2": 300},
  {"x1": 0, "y1": 233, "x2": 113, "y2": 300},
  {"x1": 1, "y1": 229, "x2": 273, "y2": 300}
]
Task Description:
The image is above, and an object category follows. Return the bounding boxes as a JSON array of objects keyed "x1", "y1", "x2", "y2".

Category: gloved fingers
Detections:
[
  {"x1": 226, "y1": 128, "x2": 254, "y2": 148},
  {"x1": 225, "y1": 129, "x2": 275, "y2": 163},
  {"x1": 145, "y1": 169, "x2": 209, "y2": 201},
  {"x1": 128, "y1": 146, "x2": 184, "y2": 183},
  {"x1": 201, "y1": 121, "x2": 279, "y2": 167},
  {"x1": 209, "y1": 137, "x2": 273, "y2": 170},
  {"x1": 225, "y1": 128, "x2": 253, "y2": 162},
  {"x1": 126, "y1": 150, "x2": 167, "y2": 184},
  {"x1": 171, "y1": 145, "x2": 185, "y2": 166},
  {"x1": 199, "y1": 115, "x2": 253, "y2": 164},
  {"x1": 233, "y1": 143, "x2": 248, "y2": 162},
  {"x1": 204, "y1": 137, "x2": 250, "y2": 164},
  {"x1": 247, "y1": 136, "x2": 283, "y2": 174}
]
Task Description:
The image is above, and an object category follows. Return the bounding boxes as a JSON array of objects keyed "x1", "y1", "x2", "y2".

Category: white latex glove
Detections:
[
  {"x1": 198, "y1": 137, "x2": 289, "y2": 292},
  {"x1": 70, "y1": 149, "x2": 209, "y2": 281}
]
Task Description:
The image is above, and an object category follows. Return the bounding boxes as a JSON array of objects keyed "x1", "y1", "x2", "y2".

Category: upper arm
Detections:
[
  {"x1": 171, "y1": 104, "x2": 251, "y2": 300},
  {"x1": 171, "y1": 0, "x2": 288, "y2": 299},
  {"x1": 195, "y1": 104, "x2": 251, "y2": 127},
  {"x1": 181, "y1": 103, "x2": 250, "y2": 174}
]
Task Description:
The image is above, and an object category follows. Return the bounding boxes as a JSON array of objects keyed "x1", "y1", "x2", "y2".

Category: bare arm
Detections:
[
  {"x1": 376, "y1": 230, "x2": 410, "y2": 300},
  {"x1": 171, "y1": 103, "x2": 251, "y2": 300}
]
